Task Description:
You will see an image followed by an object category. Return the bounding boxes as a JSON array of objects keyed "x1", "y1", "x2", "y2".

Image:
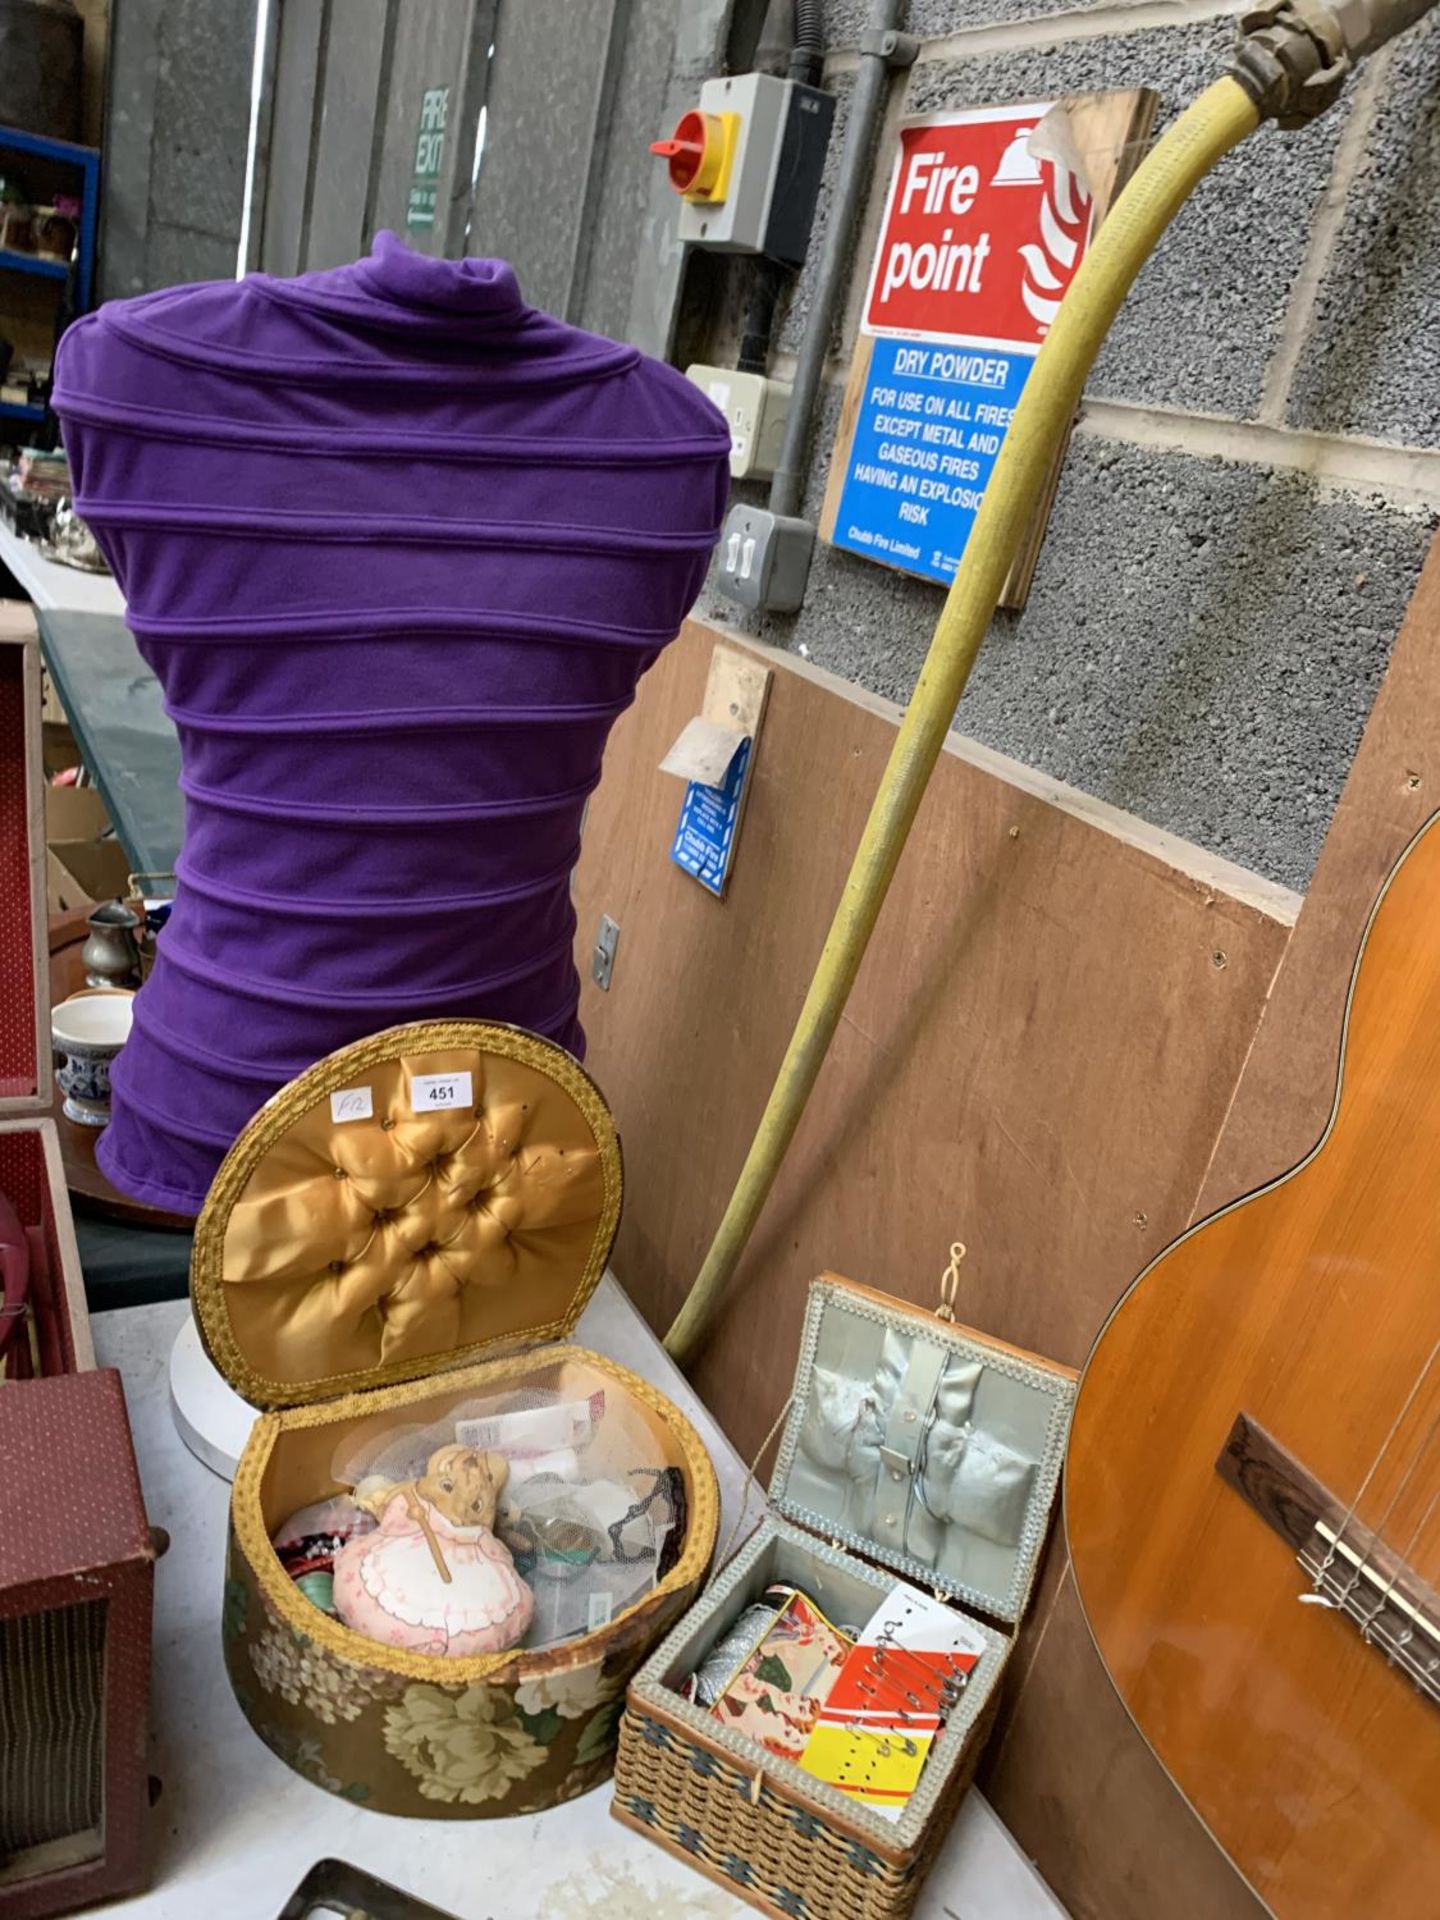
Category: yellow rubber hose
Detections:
[{"x1": 665, "y1": 77, "x2": 1261, "y2": 1365}]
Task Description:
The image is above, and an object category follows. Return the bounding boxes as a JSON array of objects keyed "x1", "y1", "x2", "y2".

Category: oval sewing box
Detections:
[{"x1": 193, "y1": 1020, "x2": 718, "y2": 1818}]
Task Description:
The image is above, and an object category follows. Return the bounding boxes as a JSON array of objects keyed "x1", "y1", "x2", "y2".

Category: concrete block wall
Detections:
[
  {"x1": 101, "y1": 0, "x2": 256, "y2": 299},
  {"x1": 695, "y1": 1, "x2": 1440, "y2": 889}
]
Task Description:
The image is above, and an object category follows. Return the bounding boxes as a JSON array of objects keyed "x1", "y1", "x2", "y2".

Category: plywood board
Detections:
[
  {"x1": 1194, "y1": 533, "x2": 1440, "y2": 1216},
  {"x1": 819, "y1": 89, "x2": 1157, "y2": 610},
  {"x1": 571, "y1": 617, "x2": 1295, "y2": 1454}
]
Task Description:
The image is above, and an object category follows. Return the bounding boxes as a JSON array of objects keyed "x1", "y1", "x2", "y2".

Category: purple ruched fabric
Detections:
[{"x1": 52, "y1": 234, "x2": 730, "y2": 1214}]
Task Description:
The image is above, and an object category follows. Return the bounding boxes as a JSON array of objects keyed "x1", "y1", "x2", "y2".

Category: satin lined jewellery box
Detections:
[
  {"x1": 197, "y1": 1019, "x2": 718, "y2": 1818},
  {"x1": 0, "y1": 608, "x2": 159, "y2": 1919},
  {"x1": 614, "y1": 1271, "x2": 1076, "y2": 1920}
]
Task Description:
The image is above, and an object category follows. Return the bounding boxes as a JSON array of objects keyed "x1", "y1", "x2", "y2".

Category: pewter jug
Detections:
[{"x1": 81, "y1": 900, "x2": 141, "y2": 988}]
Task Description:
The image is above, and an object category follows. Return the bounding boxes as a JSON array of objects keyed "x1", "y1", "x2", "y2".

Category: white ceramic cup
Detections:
[{"x1": 51, "y1": 989, "x2": 135, "y2": 1127}]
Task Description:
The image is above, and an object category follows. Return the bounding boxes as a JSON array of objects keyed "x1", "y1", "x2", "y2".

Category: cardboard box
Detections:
[
  {"x1": 41, "y1": 659, "x2": 78, "y2": 781},
  {"x1": 44, "y1": 786, "x2": 130, "y2": 914}
]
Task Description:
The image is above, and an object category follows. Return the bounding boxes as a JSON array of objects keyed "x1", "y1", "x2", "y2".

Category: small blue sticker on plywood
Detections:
[{"x1": 671, "y1": 735, "x2": 752, "y2": 898}]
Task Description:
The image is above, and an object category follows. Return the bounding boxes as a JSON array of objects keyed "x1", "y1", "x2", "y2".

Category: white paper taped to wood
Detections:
[
  {"x1": 1027, "y1": 104, "x2": 1092, "y2": 200},
  {"x1": 659, "y1": 715, "x2": 749, "y2": 789}
]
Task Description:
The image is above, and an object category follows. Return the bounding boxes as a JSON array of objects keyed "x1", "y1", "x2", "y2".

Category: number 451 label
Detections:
[{"x1": 409, "y1": 1071, "x2": 474, "y2": 1112}]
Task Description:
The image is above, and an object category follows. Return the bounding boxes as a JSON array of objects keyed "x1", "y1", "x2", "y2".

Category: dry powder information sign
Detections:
[{"x1": 827, "y1": 103, "x2": 1093, "y2": 587}]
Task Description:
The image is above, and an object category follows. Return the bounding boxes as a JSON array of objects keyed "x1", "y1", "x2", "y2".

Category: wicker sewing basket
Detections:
[
  {"x1": 613, "y1": 1274, "x2": 1075, "y2": 1918},
  {"x1": 194, "y1": 1020, "x2": 718, "y2": 1818}
]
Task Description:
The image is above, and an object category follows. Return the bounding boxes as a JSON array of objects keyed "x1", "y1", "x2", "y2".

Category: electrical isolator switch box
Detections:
[
  {"x1": 652, "y1": 73, "x2": 834, "y2": 266},
  {"x1": 687, "y1": 365, "x2": 792, "y2": 480},
  {"x1": 716, "y1": 504, "x2": 815, "y2": 614}
]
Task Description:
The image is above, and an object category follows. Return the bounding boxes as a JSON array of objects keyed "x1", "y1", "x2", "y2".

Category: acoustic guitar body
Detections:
[{"x1": 1068, "y1": 813, "x2": 1440, "y2": 1918}]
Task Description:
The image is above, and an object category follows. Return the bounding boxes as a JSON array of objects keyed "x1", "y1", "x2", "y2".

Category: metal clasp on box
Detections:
[{"x1": 879, "y1": 1440, "x2": 920, "y2": 1483}]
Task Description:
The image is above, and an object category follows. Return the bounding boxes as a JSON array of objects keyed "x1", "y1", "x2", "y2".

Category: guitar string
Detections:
[
  {"x1": 1316, "y1": 1334, "x2": 1440, "y2": 1589},
  {"x1": 1331, "y1": 1364, "x2": 1440, "y2": 1611},
  {"x1": 1301, "y1": 1542, "x2": 1440, "y2": 1694},
  {"x1": 1365, "y1": 1612, "x2": 1439, "y2": 1698},
  {"x1": 1357, "y1": 1486, "x2": 1440, "y2": 1643}
]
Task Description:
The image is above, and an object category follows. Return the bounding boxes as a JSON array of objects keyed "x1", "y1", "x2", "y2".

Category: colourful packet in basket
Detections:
[
  {"x1": 710, "y1": 1588, "x2": 854, "y2": 1761},
  {"x1": 798, "y1": 1583, "x2": 987, "y2": 1818}
]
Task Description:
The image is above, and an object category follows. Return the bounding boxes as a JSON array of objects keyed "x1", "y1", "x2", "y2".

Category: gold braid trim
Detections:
[
  {"x1": 231, "y1": 1342, "x2": 719, "y2": 1686},
  {"x1": 190, "y1": 1020, "x2": 623, "y2": 1410}
]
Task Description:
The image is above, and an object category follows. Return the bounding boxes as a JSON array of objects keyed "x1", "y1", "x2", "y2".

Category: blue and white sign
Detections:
[
  {"x1": 830, "y1": 337, "x2": 1031, "y2": 586},
  {"x1": 670, "y1": 735, "x2": 752, "y2": 898}
]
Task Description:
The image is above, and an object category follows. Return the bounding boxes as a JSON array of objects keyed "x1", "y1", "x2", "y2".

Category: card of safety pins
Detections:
[
  {"x1": 799, "y1": 1721, "x2": 935, "y2": 1819},
  {"x1": 799, "y1": 1581, "x2": 987, "y2": 1818},
  {"x1": 823, "y1": 1583, "x2": 986, "y2": 1725}
]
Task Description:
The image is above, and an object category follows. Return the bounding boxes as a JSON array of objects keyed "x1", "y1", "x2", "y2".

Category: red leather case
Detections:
[
  {"x1": 0, "y1": 1372, "x2": 156, "y2": 1917},
  {"x1": 0, "y1": 610, "x2": 154, "y2": 1912},
  {"x1": 0, "y1": 607, "x2": 51, "y2": 1117},
  {"x1": 0, "y1": 610, "x2": 93, "y2": 1380}
]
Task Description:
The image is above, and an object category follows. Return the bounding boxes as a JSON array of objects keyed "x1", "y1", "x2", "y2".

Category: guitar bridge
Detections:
[{"x1": 1217, "y1": 1412, "x2": 1440, "y2": 1707}]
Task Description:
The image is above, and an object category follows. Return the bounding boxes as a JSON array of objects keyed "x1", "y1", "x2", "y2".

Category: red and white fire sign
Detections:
[{"x1": 861, "y1": 102, "x2": 1094, "y2": 353}]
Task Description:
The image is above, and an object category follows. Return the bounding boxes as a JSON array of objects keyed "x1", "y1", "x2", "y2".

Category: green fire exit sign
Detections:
[{"x1": 406, "y1": 85, "x2": 450, "y2": 231}]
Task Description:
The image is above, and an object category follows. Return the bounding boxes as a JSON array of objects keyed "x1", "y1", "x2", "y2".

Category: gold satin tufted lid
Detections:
[{"x1": 190, "y1": 1021, "x2": 622, "y2": 1410}]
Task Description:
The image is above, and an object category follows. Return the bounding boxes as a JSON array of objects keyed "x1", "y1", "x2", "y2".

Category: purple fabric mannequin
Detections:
[{"x1": 53, "y1": 235, "x2": 730, "y2": 1214}]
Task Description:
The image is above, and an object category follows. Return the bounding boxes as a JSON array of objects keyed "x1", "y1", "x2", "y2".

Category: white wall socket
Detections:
[{"x1": 687, "y1": 364, "x2": 792, "y2": 480}]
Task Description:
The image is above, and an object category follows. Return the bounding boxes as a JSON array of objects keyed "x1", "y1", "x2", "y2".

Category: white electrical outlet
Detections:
[{"x1": 687, "y1": 364, "x2": 792, "y2": 480}]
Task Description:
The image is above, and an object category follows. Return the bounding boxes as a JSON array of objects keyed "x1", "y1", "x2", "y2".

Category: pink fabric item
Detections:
[{"x1": 332, "y1": 1490, "x2": 532, "y2": 1656}]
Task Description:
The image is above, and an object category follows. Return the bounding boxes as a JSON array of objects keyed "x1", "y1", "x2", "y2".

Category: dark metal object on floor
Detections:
[{"x1": 277, "y1": 1860, "x2": 464, "y2": 1920}]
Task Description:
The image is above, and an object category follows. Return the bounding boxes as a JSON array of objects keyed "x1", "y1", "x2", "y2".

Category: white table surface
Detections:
[
  {"x1": 93, "y1": 1292, "x2": 1067, "y2": 1920},
  {"x1": 0, "y1": 515, "x2": 125, "y2": 615}
]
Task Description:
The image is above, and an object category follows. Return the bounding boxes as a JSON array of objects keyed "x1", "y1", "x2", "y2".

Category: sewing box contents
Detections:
[
  {"x1": 203, "y1": 1019, "x2": 718, "y2": 1818},
  {"x1": 682, "y1": 1577, "x2": 986, "y2": 1821},
  {"x1": 615, "y1": 1271, "x2": 1076, "y2": 1920},
  {"x1": 267, "y1": 1382, "x2": 688, "y2": 1659}
]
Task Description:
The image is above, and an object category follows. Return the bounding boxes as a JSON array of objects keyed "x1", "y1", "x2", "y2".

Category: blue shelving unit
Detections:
[
  {"x1": 0, "y1": 245, "x2": 70, "y2": 282},
  {"x1": 0, "y1": 123, "x2": 101, "y2": 436}
]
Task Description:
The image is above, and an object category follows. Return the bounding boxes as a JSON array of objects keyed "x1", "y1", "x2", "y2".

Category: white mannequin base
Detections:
[{"x1": 169, "y1": 1311, "x2": 254, "y2": 1481}]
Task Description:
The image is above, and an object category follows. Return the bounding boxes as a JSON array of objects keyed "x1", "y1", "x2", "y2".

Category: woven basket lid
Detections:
[{"x1": 190, "y1": 1020, "x2": 622, "y2": 1412}]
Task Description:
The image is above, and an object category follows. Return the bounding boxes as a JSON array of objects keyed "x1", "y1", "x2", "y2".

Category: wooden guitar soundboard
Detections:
[{"x1": 1068, "y1": 811, "x2": 1440, "y2": 1917}]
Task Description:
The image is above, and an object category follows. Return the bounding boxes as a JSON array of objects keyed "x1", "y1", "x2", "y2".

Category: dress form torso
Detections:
[{"x1": 53, "y1": 236, "x2": 730, "y2": 1213}]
